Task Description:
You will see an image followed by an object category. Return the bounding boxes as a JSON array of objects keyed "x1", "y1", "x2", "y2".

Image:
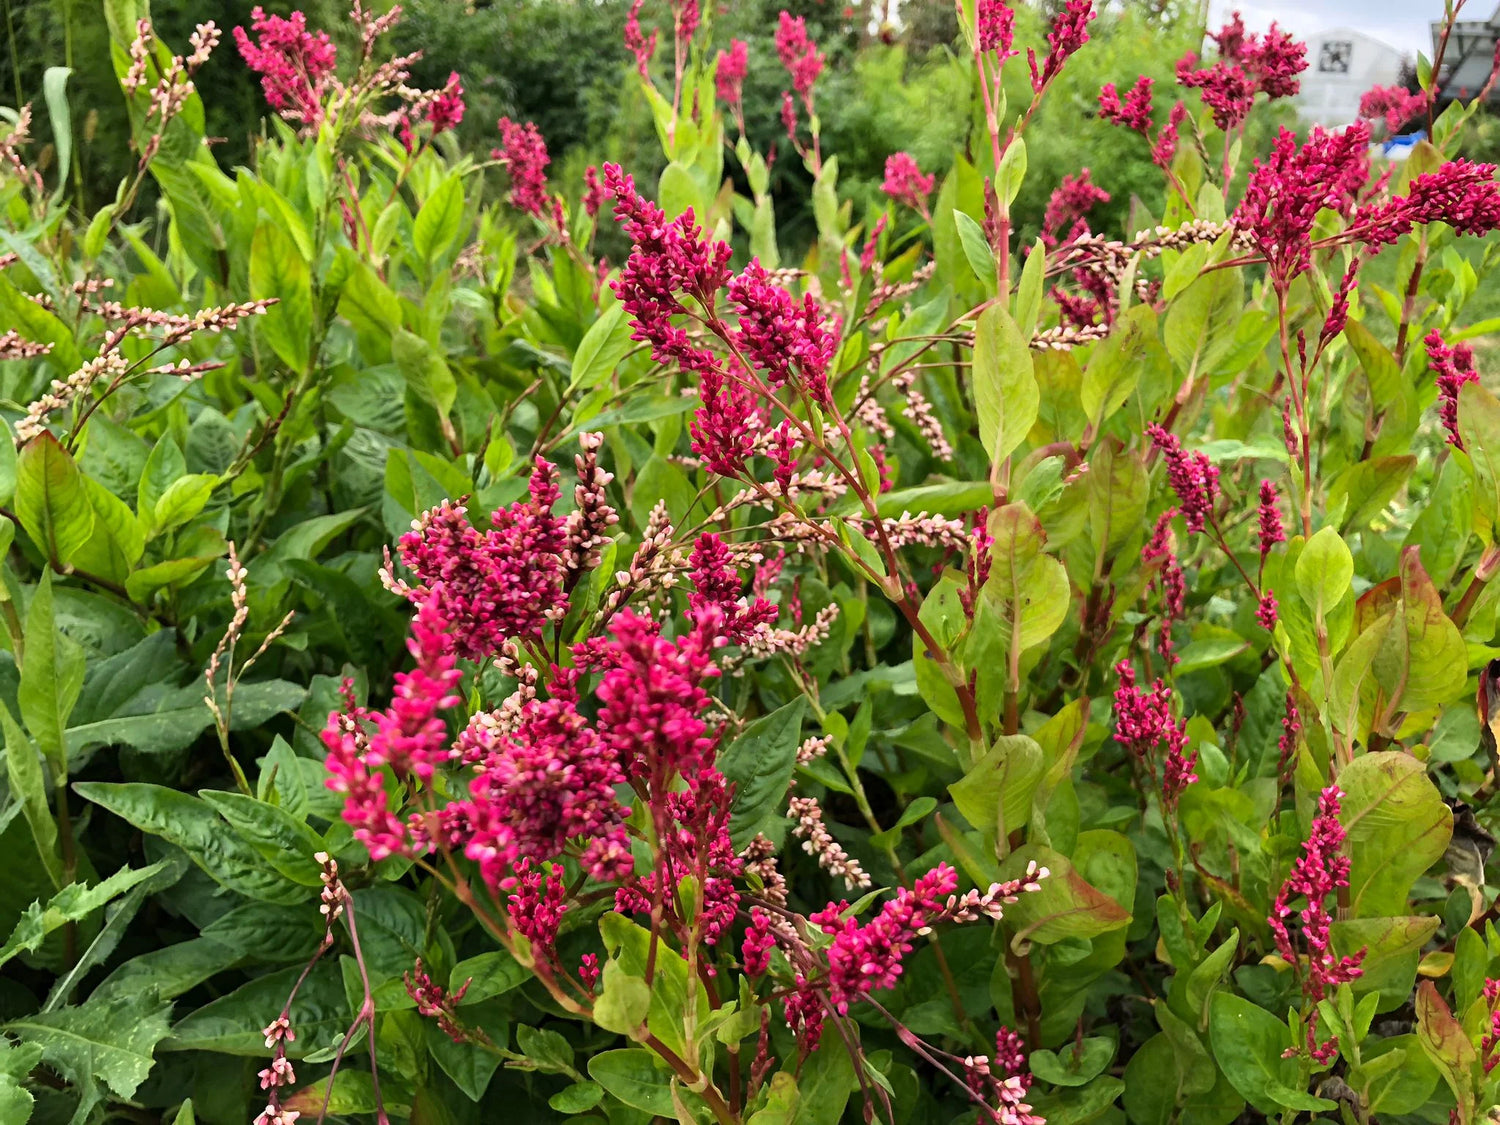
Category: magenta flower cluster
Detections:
[
  {"x1": 881, "y1": 152, "x2": 936, "y2": 215},
  {"x1": 1040, "y1": 168, "x2": 1109, "y2": 249},
  {"x1": 775, "y1": 12, "x2": 824, "y2": 98},
  {"x1": 602, "y1": 163, "x2": 840, "y2": 476},
  {"x1": 1235, "y1": 124, "x2": 1369, "y2": 284},
  {"x1": 1257, "y1": 480, "x2": 1285, "y2": 565},
  {"x1": 427, "y1": 72, "x2": 465, "y2": 134},
  {"x1": 492, "y1": 117, "x2": 553, "y2": 219},
  {"x1": 233, "y1": 6, "x2": 337, "y2": 130},
  {"x1": 976, "y1": 0, "x2": 1017, "y2": 58},
  {"x1": 1358, "y1": 84, "x2": 1428, "y2": 133},
  {"x1": 392, "y1": 462, "x2": 570, "y2": 661},
  {"x1": 1098, "y1": 76, "x2": 1153, "y2": 132},
  {"x1": 812, "y1": 863, "x2": 961, "y2": 1014},
  {"x1": 1028, "y1": 0, "x2": 1095, "y2": 94},
  {"x1": 728, "y1": 260, "x2": 840, "y2": 405},
  {"x1": 715, "y1": 39, "x2": 749, "y2": 106},
  {"x1": 1146, "y1": 424, "x2": 1219, "y2": 533},
  {"x1": 1176, "y1": 12, "x2": 1306, "y2": 130},
  {"x1": 1112, "y1": 661, "x2": 1197, "y2": 809},
  {"x1": 1269, "y1": 786, "x2": 1365, "y2": 1063},
  {"x1": 1428, "y1": 330, "x2": 1481, "y2": 448}
]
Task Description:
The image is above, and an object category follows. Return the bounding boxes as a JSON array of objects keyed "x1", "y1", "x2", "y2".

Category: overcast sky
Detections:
[{"x1": 1206, "y1": 0, "x2": 1455, "y2": 59}]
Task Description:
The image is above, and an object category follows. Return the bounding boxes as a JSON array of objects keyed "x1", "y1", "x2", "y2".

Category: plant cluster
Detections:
[{"x1": 4, "y1": 1, "x2": 1500, "y2": 1124}]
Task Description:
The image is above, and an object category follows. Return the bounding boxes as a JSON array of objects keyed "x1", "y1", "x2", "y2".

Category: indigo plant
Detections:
[{"x1": 3, "y1": 1, "x2": 1500, "y2": 1123}]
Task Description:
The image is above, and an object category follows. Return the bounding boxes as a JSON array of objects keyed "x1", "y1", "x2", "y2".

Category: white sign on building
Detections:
[{"x1": 1296, "y1": 27, "x2": 1407, "y2": 126}]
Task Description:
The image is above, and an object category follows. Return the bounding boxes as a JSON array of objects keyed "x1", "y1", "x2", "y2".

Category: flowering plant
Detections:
[{"x1": 3, "y1": 1, "x2": 1500, "y2": 1123}]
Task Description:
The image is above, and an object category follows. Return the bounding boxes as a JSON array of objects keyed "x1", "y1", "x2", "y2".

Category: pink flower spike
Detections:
[
  {"x1": 716, "y1": 39, "x2": 749, "y2": 106},
  {"x1": 1112, "y1": 661, "x2": 1197, "y2": 809},
  {"x1": 1234, "y1": 124, "x2": 1370, "y2": 285},
  {"x1": 881, "y1": 152, "x2": 936, "y2": 215},
  {"x1": 624, "y1": 0, "x2": 658, "y2": 78},
  {"x1": 1028, "y1": 0, "x2": 1094, "y2": 94},
  {"x1": 1099, "y1": 75, "x2": 1153, "y2": 132},
  {"x1": 1146, "y1": 424, "x2": 1219, "y2": 533},
  {"x1": 1269, "y1": 786, "x2": 1366, "y2": 1061},
  {"x1": 1428, "y1": 329, "x2": 1480, "y2": 448},
  {"x1": 427, "y1": 72, "x2": 465, "y2": 134},
  {"x1": 233, "y1": 7, "x2": 337, "y2": 130},
  {"x1": 976, "y1": 0, "x2": 1017, "y2": 59},
  {"x1": 727, "y1": 259, "x2": 840, "y2": 404},
  {"x1": 1256, "y1": 589, "x2": 1279, "y2": 631},
  {"x1": 1041, "y1": 168, "x2": 1109, "y2": 249},
  {"x1": 1257, "y1": 479, "x2": 1285, "y2": 563},
  {"x1": 775, "y1": 11, "x2": 824, "y2": 98},
  {"x1": 1359, "y1": 84, "x2": 1428, "y2": 133},
  {"x1": 492, "y1": 117, "x2": 552, "y2": 218}
]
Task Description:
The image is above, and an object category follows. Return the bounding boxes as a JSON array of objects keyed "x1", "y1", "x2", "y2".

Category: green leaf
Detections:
[
  {"x1": 600, "y1": 913, "x2": 709, "y2": 1062},
  {"x1": 996, "y1": 137, "x2": 1027, "y2": 207},
  {"x1": 451, "y1": 950, "x2": 527, "y2": 1006},
  {"x1": 953, "y1": 210, "x2": 996, "y2": 285},
  {"x1": 1208, "y1": 993, "x2": 1334, "y2": 1114},
  {"x1": 6, "y1": 991, "x2": 172, "y2": 1102},
  {"x1": 593, "y1": 958, "x2": 651, "y2": 1036},
  {"x1": 0, "y1": 419, "x2": 17, "y2": 507},
  {"x1": 790, "y1": 1040, "x2": 856, "y2": 1125},
  {"x1": 73, "y1": 477, "x2": 145, "y2": 583},
  {"x1": 147, "y1": 474, "x2": 218, "y2": 538},
  {"x1": 198, "y1": 791, "x2": 324, "y2": 886},
  {"x1": 1294, "y1": 526, "x2": 1352, "y2": 616},
  {"x1": 18, "y1": 570, "x2": 85, "y2": 772},
  {"x1": 249, "y1": 222, "x2": 311, "y2": 373},
  {"x1": 412, "y1": 172, "x2": 467, "y2": 264},
  {"x1": 1358, "y1": 1036, "x2": 1440, "y2": 1115},
  {"x1": 588, "y1": 1049, "x2": 675, "y2": 1115},
  {"x1": 1163, "y1": 266, "x2": 1242, "y2": 375},
  {"x1": 0, "y1": 274, "x2": 80, "y2": 373},
  {"x1": 1172, "y1": 638, "x2": 1249, "y2": 676},
  {"x1": 549, "y1": 1082, "x2": 604, "y2": 1114},
  {"x1": 1081, "y1": 305, "x2": 1154, "y2": 427},
  {"x1": 392, "y1": 328, "x2": 458, "y2": 420},
  {"x1": 1183, "y1": 929, "x2": 1239, "y2": 1018},
  {"x1": 1086, "y1": 439, "x2": 1149, "y2": 554},
  {"x1": 169, "y1": 961, "x2": 347, "y2": 1057},
  {"x1": 43, "y1": 855, "x2": 183, "y2": 1011},
  {"x1": 570, "y1": 304, "x2": 633, "y2": 391},
  {"x1": 1415, "y1": 979, "x2": 1476, "y2": 1109},
  {"x1": 1369, "y1": 548, "x2": 1468, "y2": 714},
  {"x1": 950, "y1": 735, "x2": 1044, "y2": 836},
  {"x1": 1340, "y1": 750, "x2": 1452, "y2": 918},
  {"x1": 1458, "y1": 380, "x2": 1500, "y2": 534},
  {"x1": 427, "y1": 1010, "x2": 506, "y2": 1102},
  {"x1": 0, "y1": 862, "x2": 166, "y2": 969},
  {"x1": 980, "y1": 503, "x2": 1070, "y2": 653},
  {"x1": 1330, "y1": 915, "x2": 1438, "y2": 1009},
  {"x1": 1121, "y1": 1031, "x2": 1241, "y2": 1125},
  {"x1": 1028, "y1": 1037, "x2": 1114, "y2": 1087},
  {"x1": 972, "y1": 304, "x2": 1037, "y2": 462},
  {"x1": 1000, "y1": 844, "x2": 1131, "y2": 946},
  {"x1": 1014, "y1": 239, "x2": 1045, "y2": 337},
  {"x1": 137, "y1": 436, "x2": 185, "y2": 529},
  {"x1": 659, "y1": 161, "x2": 707, "y2": 220},
  {"x1": 719, "y1": 698, "x2": 806, "y2": 849},
  {"x1": 875, "y1": 480, "x2": 991, "y2": 518},
  {"x1": 16, "y1": 433, "x2": 95, "y2": 570},
  {"x1": 2, "y1": 701, "x2": 62, "y2": 888},
  {"x1": 74, "y1": 782, "x2": 305, "y2": 903},
  {"x1": 42, "y1": 67, "x2": 73, "y2": 186}
]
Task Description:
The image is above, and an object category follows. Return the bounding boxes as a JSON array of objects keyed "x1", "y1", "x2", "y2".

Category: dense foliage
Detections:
[{"x1": 4, "y1": 2, "x2": 1500, "y2": 1124}]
